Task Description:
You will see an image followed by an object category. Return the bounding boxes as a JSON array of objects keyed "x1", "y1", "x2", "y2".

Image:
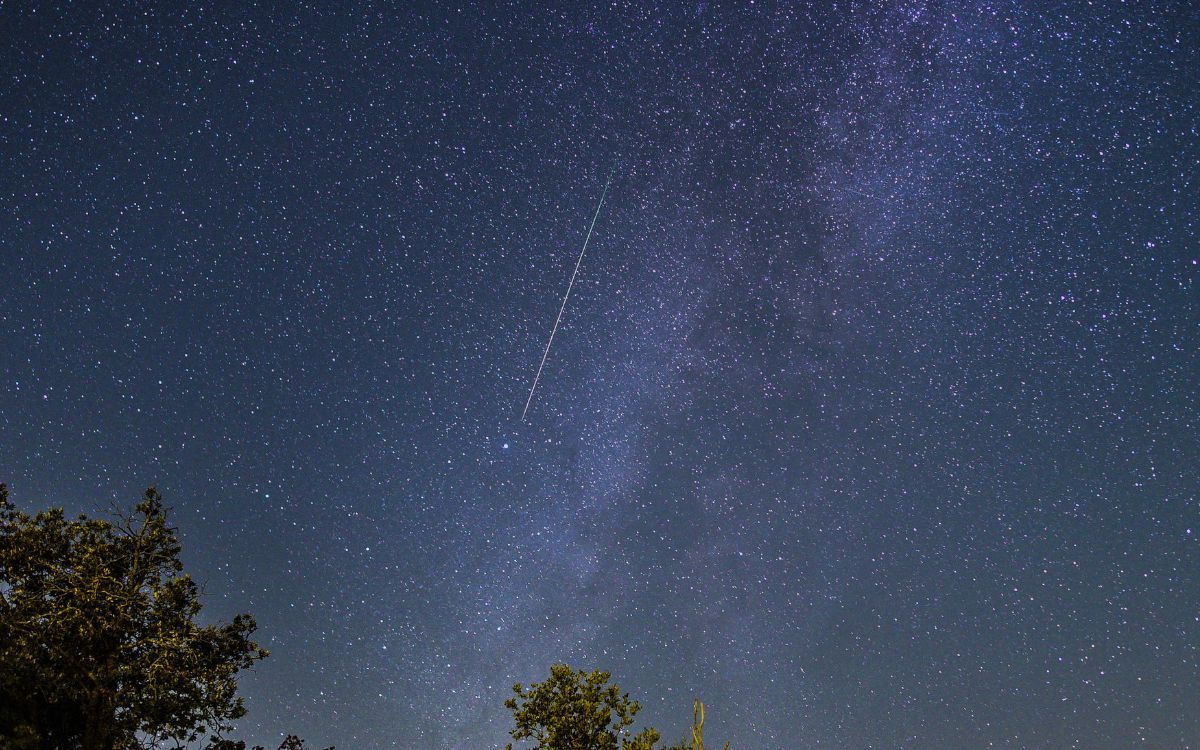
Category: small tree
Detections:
[
  {"x1": 505, "y1": 664, "x2": 660, "y2": 750},
  {"x1": 0, "y1": 484, "x2": 268, "y2": 750}
]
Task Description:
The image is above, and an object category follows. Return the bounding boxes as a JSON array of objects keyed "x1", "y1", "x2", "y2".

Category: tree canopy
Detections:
[
  {"x1": 504, "y1": 664, "x2": 661, "y2": 750},
  {"x1": 0, "y1": 484, "x2": 268, "y2": 750}
]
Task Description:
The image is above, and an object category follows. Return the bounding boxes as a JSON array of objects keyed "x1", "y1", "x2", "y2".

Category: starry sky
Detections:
[{"x1": 2, "y1": 2, "x2": 1198, "y2": 748}]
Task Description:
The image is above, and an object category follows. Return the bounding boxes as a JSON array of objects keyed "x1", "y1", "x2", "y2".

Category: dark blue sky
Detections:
[{"x1": 2, "y1": 2, "x2": 1198, "y2": 748}]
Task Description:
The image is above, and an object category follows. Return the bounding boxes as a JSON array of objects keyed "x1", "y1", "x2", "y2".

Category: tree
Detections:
[
  {"x1": 504, "y1": 664, "x2": 660, "y2": 750},
  {"x1": 218, "y1": 735, "x2": 332, "y2": 750},
  {"x1": 0, "y1": 484, "x2": 268, "y2": 750}
]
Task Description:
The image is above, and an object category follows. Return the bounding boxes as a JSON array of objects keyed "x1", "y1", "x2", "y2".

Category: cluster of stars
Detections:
[{"x1": 1, "y1": 2, "x2": 1196, "y2": 749}]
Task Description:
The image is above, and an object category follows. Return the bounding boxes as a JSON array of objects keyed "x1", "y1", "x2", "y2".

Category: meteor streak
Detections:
[{"x1": 520, "y1": 169, "x2": 615, "y2": 421}]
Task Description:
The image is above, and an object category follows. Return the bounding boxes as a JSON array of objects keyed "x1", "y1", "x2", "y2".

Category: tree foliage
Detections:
[
  {"x1": 504, "y1": 664, "x2": 660, "y2": 750},
  {"x1": 0, "y1": 484, "x2": 268, "y2": 750},
  {"x1": 207, "y1": 735, "x2": 332, "y2": 750}
]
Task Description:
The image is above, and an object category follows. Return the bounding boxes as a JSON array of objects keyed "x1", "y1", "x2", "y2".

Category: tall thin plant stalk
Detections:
[{"x1": 690, "y1": 699, "x2": 729, "y2": 750}]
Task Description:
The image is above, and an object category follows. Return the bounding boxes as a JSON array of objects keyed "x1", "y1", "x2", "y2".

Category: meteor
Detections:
[{"x1": 520, "y1": 169, "x2": 615, "y2": 421}]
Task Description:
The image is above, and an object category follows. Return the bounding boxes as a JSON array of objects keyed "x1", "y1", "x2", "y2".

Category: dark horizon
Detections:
[{"x1": 2, "y1": 2, "x2": 1197, "y2": 748}]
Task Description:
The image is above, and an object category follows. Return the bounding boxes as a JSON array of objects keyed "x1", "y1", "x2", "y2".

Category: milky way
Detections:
[{"x1": 2, "y1": 3, "x2": 1197, "y2": 748}]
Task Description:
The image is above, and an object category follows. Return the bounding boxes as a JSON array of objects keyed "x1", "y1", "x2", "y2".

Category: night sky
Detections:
[{"x1": 2, "y1": 2, "x2": 1198, "y2": 748}]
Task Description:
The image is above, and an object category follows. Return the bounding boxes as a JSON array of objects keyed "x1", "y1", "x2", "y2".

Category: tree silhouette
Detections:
[
  {"x1": 0, "y1": 485, "x2": 267, "y2": 750},
  {"x1": 504, "y1": 664, "x2": 660, "y2": 750}
]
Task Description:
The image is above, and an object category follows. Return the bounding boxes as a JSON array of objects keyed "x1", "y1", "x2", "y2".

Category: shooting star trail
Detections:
[{"x1": 521, "y1": 169, "x2": 615, "y2": 421}]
